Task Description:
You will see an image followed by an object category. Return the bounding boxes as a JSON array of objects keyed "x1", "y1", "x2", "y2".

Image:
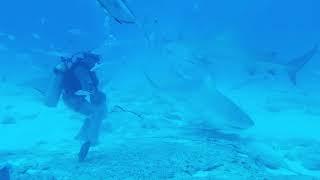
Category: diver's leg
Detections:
[
  {"x1": 86, "y1": 102, "x2": 107, "y2": 145},
  {"x1": 62, "y1": 92, "x2": 107, "y2": 161},
  {"x1": 77, "y1": 107, "x2": 107, "y2": 145},
  {"x1": 62, "y1": 94, "x2": 96, "y2": 140},
  {"x1": 62, "y1": 94, "x2": 94, "y2": 116},
  {"x1": 63, "y1": 92, "x2": 107, "y2": 143},
  {"x1": 77, "y1": 92, "x2": 107, "y2": 162},
  {"x1": 62, "y1": 95, "x2": 94, "y2": 162},
  {"x1": 85, "y1": 91, "x2": 107, "y2": 144}
]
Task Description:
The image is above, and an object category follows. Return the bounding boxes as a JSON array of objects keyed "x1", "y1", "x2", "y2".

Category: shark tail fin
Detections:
[{"x1": 286, "y1": 44, "x2": 319, "y2": 85}]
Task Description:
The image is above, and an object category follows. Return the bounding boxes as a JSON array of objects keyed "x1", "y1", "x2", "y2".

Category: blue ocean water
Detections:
[{"x1": 0, "y1": 0, "x2": 320, "y2": 179}]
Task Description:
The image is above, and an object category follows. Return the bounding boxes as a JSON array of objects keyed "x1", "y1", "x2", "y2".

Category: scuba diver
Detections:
[{"x1": 45, "y1": 52, "x2": 107, "y2": 162}]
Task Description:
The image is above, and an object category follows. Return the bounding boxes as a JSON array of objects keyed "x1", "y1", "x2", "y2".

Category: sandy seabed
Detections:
[{"x1": 1, "y1": 75, "x2": 320, "y2": 180}]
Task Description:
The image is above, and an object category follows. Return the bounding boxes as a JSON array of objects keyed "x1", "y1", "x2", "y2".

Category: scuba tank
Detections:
[
  {"x1": 44, "y1": 57, "x2": 70, "y2": 107},
  {"x1": 44, "y1": 71, "x2": 64, "y2": 107},
  {"x1": 44, "y1": 52, "x2": 101, "y2": 107}
]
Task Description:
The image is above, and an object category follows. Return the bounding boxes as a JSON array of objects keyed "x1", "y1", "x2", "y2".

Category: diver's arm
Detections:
[{"x1": 44, "y1": 63, "x2": 66, "y2": 107}]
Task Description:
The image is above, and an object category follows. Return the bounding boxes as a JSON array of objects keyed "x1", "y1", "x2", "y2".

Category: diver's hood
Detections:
[
  {"x1": 81, "y1": 52, "x2": 101, "y2": 64},
  {"x1": 65, "y1": 52, "x2": 101, "y2": 69}
]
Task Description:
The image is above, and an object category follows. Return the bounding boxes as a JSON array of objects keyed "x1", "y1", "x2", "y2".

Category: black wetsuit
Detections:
[
  {"x1": 63, "y1": 61, "x2": 99, "y2": 95},
  {"x1": 61, "y1": 61, "x2": 107, "y2": 145}
]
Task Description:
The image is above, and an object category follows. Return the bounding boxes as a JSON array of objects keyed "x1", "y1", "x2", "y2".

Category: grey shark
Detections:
[
  {"x1": 243, "y1": 45, "x2": 319, "y2": 86},
  {"x1": 199, "y1": 83, "x2": 255, "y2": 132},
  {"x1": 145, "y1": 70, "x2": 255, "y2": 133}
]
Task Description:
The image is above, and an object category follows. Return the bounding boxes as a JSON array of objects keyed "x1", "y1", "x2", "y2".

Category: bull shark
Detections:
[
  {"x1": 194, "y1": 76, "x2": 255, "y2": 132},
  {"x1": 242, "y1": 44, "x2": 319, "y2": 86},
  {"x1": 144, "y1": 69, "x2": 255, "y2": 133}
]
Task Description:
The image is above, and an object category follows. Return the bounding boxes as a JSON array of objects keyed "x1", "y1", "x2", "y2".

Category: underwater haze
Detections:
[{"x1": 1, "y1": 0, "x2": 320, "y2": 179}]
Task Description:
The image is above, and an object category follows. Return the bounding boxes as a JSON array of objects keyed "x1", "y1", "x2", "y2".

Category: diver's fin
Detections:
[
  {"x1": 78, "y1": 141, "x2": 91, "y2": 162},
  {"x1": 75, "y1": 118, "x2": 90, "y2": 141}
]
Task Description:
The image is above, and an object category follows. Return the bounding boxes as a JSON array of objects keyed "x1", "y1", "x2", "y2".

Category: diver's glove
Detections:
[
  {"x1": 75, "y1": 84, "x2": 98, "y2": 103},
  {"x1": 53, "y1": 63, "x2": 67, "y2": 74},
  {"x1": 53, "y1": 57, "x2": 73, "y2": 74}
]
